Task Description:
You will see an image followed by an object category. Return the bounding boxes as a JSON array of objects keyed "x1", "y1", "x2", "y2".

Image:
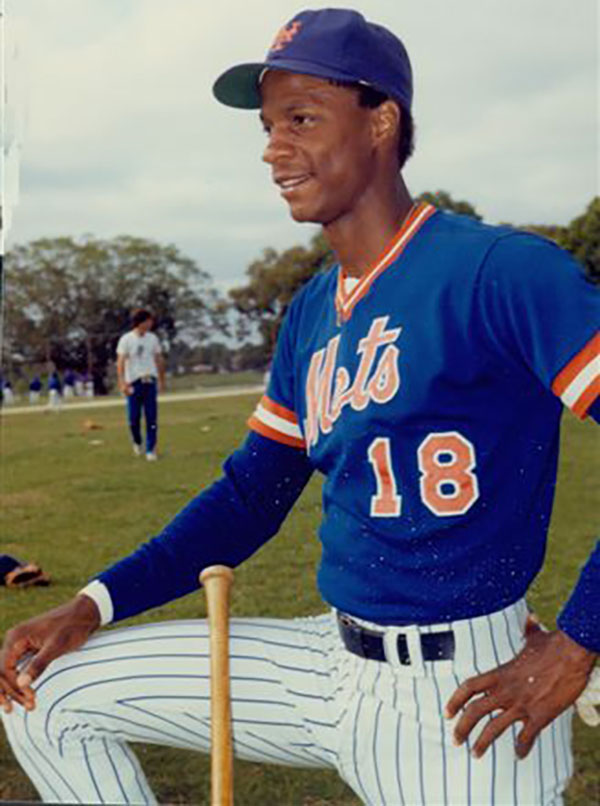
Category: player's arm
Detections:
[
  {"x1": 116, "y1": 352, "x2": 131, "y2": 395},
  {"x1": 154, "y1": 349, "x2": 166, "y2": 392},
  {"x1": 446, "y1": 234, "x2": 599, "y2": 758}
]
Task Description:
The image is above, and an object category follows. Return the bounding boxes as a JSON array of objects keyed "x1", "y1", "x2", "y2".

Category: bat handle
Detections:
[{"x1": 200, "y1": 565, "x2": 234, "y2": 806}]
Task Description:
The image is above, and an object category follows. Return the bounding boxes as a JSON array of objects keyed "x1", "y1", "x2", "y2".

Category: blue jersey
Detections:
[{"x1": 249, "y1": 203, "x2": 599, "y2": 624}]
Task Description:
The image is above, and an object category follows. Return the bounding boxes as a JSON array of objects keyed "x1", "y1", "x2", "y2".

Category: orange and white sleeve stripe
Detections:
[
  {"x1": 551, "y1": 333, "x2": 600, "y2": 419},
  {"x1": 248, "y1": 395, "x2": 306, "y2": 449}
]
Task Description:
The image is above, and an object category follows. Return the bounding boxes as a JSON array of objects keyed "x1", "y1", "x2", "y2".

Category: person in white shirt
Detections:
[{"x1": 116, "y1": 309, "x2": 166, "y2": 460}]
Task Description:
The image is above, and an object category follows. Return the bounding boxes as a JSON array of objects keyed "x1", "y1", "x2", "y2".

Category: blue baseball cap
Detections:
[{"x1": 213, "y1": 8, "x2": 413, "y2": 110}]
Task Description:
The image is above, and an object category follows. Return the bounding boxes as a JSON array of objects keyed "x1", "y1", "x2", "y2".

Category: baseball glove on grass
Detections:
[{"x1": 0, "y1": 554, "x2": 51, "y2": 588}]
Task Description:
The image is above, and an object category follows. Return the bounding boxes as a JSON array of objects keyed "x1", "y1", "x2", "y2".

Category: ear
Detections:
[{"x1": 370, "y1": 100, "x2": 401, "y2": 149}]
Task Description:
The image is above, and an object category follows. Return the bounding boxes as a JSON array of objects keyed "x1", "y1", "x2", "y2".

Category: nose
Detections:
[{"x1": 262, "y1": 126, "x2": 295, "y2": 165}]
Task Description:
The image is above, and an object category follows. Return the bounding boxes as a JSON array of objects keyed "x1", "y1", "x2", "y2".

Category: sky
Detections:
[{"x1": 4, "y1": 0, "x2": 599, "y2": 291}]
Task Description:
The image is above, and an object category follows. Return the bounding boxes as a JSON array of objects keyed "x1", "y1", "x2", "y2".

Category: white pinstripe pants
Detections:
[{"x1": 2, "y1": 601, "x2": 572, "y2": 805}]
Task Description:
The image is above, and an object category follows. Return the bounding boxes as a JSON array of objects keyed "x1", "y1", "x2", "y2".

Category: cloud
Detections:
[{"x1": 5, "y1": 0, "x2": 598, "y2": 287}]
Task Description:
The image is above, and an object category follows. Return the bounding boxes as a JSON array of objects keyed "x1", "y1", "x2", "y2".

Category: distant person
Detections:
[
  {"x1": 116, "y1": 308, "x2": 166, "y2": 460},
  {"x1": 2, "y1": 379, "x2": 15, "y2": 406},
  {"x1": 74, "y1": 372, "x2": 85, "y2": 397},
  {"x1": 63, "y1": 369, "x2": 76, "y2": 400},
  {"x1": 47, "y1": 371, "x2": 62, "y2": 411},
  {"x1": 28, "y1": 376, "x2": 42, "y2": 405},
  {"x1": 82, "y1": 372, "x2": 94, "y2": 398}
]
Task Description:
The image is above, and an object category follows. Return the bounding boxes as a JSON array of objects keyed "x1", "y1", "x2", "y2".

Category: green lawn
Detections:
[{"x1": 0, "y1": 395, "x2": 597, "y2": 804}]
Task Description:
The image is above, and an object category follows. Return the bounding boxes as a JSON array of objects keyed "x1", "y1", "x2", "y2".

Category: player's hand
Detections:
[
  {"x1": 120, "y1": 382, "x2": 133, "y2": 396},
  {"x1": 445, "y1": 617, "x2": 597, "y2": 759},
  {"x1": 0, "y1": 595, "x2": 101, "y2": 713}
]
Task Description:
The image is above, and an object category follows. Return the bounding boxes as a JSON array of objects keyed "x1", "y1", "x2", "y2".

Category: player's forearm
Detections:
[
  {"x1": 92, "y1": 432, "x2": 313, "y2": 623},
  {"x1": 116, "y1": 356, "x2": 127, "y2": 388},
  {"x1": 557, "y1": 540, "x2": 600, "y2": 653}
]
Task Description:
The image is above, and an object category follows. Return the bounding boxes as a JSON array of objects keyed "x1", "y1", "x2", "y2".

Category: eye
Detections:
[{"x1": 292, "y1": 113, "x2": 313, "y2": 128}]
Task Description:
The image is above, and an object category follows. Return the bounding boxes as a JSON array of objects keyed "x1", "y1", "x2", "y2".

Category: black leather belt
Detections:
[{"x1": 337, "y1": 612, "x2": 455, "y2": 665}]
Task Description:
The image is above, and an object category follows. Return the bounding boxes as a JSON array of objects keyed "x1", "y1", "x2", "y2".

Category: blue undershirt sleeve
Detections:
[{"x1": 96, "y1": 431, "x2": 314, "y2": 623}]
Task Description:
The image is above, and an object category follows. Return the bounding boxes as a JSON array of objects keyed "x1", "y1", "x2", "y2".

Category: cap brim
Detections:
[
  {"x1": 212, "y1": 63, "x2": 266, "y2": 109},
  {"x1": 213, "y1": 59, "x2": 376, "y2": 109}
]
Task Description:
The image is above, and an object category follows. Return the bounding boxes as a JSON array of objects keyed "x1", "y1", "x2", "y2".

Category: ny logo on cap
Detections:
[{"x1": 268, "y1": 20, "x2": 302, "y2": 53}]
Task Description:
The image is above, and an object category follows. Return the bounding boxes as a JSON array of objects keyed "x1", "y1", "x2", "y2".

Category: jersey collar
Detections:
[{"x1": 334, "y1": 201, "x2": 437, "y2": 323}]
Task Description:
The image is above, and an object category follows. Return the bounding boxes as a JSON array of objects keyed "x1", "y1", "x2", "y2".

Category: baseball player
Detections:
[
  {"x1": 116, "y1": 308, "x2": 166, "y2": 461},
  {"x1": 1, "y1": 9, "x2": 598, "y2": 805}
]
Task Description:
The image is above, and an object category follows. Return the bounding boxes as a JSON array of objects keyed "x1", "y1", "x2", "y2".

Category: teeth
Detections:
[{"x1": 279, "y1": 176, "x2": 308, "y2": 189}]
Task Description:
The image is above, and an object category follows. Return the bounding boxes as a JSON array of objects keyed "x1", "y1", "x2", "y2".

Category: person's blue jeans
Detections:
[{"x1": 126, "y1": 378, "x2": 158, "y2": 453}]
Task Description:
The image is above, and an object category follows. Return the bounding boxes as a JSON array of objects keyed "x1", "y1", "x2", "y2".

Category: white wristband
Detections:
[{"x1": 78, "y1": 580, "x2": 114, "y2": 626}]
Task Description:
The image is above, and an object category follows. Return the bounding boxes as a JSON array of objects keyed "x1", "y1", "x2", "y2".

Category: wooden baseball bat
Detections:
[{"x1": 200, "y1": 565, "x2": 234, "y2": 806}]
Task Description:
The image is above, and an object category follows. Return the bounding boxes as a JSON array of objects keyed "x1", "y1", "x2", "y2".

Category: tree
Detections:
[
  {"x1": 558, "y1": 197, "x2": 599, "y2": 282},
  {"x1": 417, "y1": 190, "x2": 482, "y2": 220},
  {"x1": 522, "y1": 197, "x2": 599, "y2": 283},
  {"x1": 229, "y1": 230, "x2": 332, "y2": 353},
  {"x1": 3, "y1": 235, "x2": 227, "y2": 393}
]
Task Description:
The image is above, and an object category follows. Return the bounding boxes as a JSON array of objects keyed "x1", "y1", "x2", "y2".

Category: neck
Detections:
[{"x1": 324, "y1": 176, "x2": 413, "y2": 278}]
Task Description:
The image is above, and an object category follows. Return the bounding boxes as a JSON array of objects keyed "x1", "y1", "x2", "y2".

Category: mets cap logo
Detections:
[{"x1": 268, "y1": 20, "x2": 302, "y2": 53}]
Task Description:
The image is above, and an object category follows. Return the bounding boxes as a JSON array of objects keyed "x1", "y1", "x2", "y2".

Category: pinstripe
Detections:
[
  {"x1": 466, "y1": 616, "x2": 482, "y2": 805},
  {"x1": 235, "y1": 729, "x2": 317, "y2": 765},
  {"x1": 501, "y1": 607, "x2": 519, "y2": 805},
  {"x1": 233, "y1": 634, "x2": 328, "y2": 655},
  {"x1": 102, "y1": 738, "x2": 129, "y2": 803},
  {"x1": 283, "y1": 688, "x2": 334, "y2": 702},
  {"x1": 303, "y1": 715, "x2": 343, "y2": 729},
  {"x1": 231, "y1": 716, "x2": 305, "y2": 728},
  {"x1": 428, "y1": 628, "x2": 448, "y2": 806},
  {"x1": 537, "y1": 723, "x2": 545, "y2": 803},
  {"x1": 485, "y1": 615, "x2": 501, "y2": 806},
  {"x1": 556, "y1": 707, "x2": 570, "y2": 786},
  {"x1": 122, "y1": 692, "x2": 293, "y2": 709},
  {"x1": 372, "y1": 662, "x2": 381, "y2": 696},
  {"x1": 81, "y1": 738, "x2": 104, "y2": 803},
  {"x1": 120, "y1": 701, "x2": 224, "y2": 741},
  {"x1": 395, "y1": 711, "x2": 405, "y2": 805},
  {"x1": 412, "y1": 677, "x2": 426, "y2": 804},
  {"x1": 372, "y1": 700, "x2": 385, "y2": 804},
  {"x1": 452, "y1": 669, "x2": 472, "y2": 806},
  {"x1": 291, "y1": 741, "x2": 337, "y2": 754},
  {"x1": 115, "y1": 742, "x2": 152, "y2": 805},
  {"x1": 352, "y1": 693, "x2": 370, "y2": 803},
  {"x1": 550, "y1": 717, "x2": 559, "y2": 792},
  {"x1": 259, "y1": 658, "x2": 331, "y2": 676}
]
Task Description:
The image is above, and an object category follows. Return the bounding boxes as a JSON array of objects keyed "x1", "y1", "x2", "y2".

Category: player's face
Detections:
[{"x1": 260, "y1": 71, "x2": 377, "y2": 225}]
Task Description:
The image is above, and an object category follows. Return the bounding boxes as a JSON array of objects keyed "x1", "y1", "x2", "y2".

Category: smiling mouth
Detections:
[{"x1": 276, "y1": 175, "x2": 311, "y2": 196}]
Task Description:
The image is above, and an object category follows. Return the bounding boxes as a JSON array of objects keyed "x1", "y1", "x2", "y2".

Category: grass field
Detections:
[{"x1": 0, "y1": 391, "x2": 598, "y2": 804}]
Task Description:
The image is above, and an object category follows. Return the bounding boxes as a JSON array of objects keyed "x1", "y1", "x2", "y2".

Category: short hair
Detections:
[
  {"x1": 330, "y1": 80, "x2": 415, "y2": 170},
  {"x1": 131, "y1": 308, "x2": 153, "y2": 328}
]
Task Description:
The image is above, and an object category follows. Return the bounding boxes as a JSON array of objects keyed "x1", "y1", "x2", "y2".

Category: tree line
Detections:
[{"x1": 1, "y1": 193, "x2": 597, "y2": 393}]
